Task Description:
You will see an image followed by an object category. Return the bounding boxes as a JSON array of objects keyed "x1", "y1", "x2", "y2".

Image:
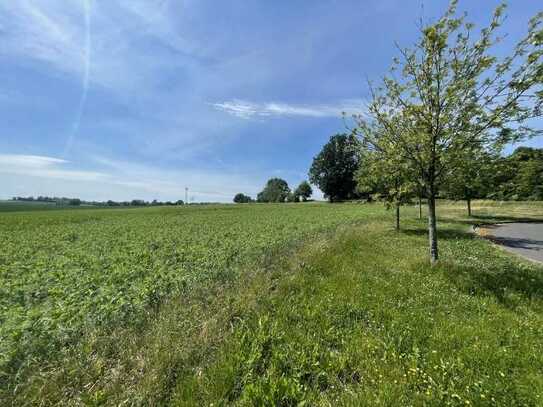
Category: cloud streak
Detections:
[
  {"x1": 0, "y1": 154, "x2": 106, "y2": 182},
  {"x1": 211, "y1": 99, "x2": 366, "y2": 119},
  {"x1": 63, "y1": 0, "x2": 92, "y2": 157},
  {"x1": 0, "y1": 154, "x2": 67, "y2": 168}
]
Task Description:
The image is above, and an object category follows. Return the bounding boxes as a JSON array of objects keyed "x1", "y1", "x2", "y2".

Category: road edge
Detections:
[{"x1": 472, "y1": 223, "x2": 543, "y2": 266}]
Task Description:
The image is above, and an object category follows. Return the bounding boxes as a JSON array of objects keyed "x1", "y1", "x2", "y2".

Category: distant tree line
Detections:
[
  {"x1": 12, "y1": 196, "x2": 83, "y2": 206},
  {"x1": 478, "y1": 147, "x2": 543, "y2": 202},
  {"x1": 11, "y1": 196, "x2": 185, "y2": 207}
]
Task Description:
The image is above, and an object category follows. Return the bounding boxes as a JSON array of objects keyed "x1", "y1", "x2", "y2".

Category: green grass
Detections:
[
  {"x1": 0, "y1": 201, "x2": 118, "y2": 212},
  {"x1": 2, "y1": 201, "x2": 543, "y2": 405}
]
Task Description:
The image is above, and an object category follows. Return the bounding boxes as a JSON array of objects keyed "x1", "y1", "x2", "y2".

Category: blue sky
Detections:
[{"x1": 0, "y1": 0, "x2": 541, "y2": 202}]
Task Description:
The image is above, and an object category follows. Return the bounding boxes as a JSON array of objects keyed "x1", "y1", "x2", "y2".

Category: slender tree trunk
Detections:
[
  {"x1": 467, "y1": 198, "x2": 472, "y2": 217},
  {"x1": 418, "y1": 196, "x2": 422, "y2": 219},
  {"x1": 395, "y1": 202, "x2": 400, "y2": 231},
  {"x1": 428, "y1": 192, "x2": 438, "y2": 265}
]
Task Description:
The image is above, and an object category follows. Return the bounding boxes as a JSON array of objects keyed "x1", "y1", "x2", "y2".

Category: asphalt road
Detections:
[{"x1": 485, "y1": 222, "x2": 543, "y2": 263}]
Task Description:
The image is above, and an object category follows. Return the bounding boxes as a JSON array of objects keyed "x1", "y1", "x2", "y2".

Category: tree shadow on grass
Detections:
[
  {"x1": 443, "y1": 258, "x2": 543, "y2": 308},
  {"x1": 471, "y1": 214, "x2": 543, "y2": 224},
  {"x1": 402, "y1": 225, "x2": 543, "y2": 308},
  {"x1": 435, "y1": 214, "x2": 543, "y2": 228},
  {"x1": 400, "y1": 227, "x2": 473, "y2": 241}
]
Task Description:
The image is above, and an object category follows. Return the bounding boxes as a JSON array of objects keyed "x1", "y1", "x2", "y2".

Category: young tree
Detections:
[
  {"x1": 309, "y1": 133, "x2": 361, "y2": 202},
  {"x1": 295, "y1": 181, "x2": 313, "y2": 202},
  {"x1": 257, "y1": 178, "x2": 291, "y2": 203},
  {"x1": 354, "y1": 1, "x2": 543, "y2": 264},
  {"x1": 357, "y1": 144, "x2": 416, "y2": 231},
  {"x1": 442, "y1": 147, "x2": 497, "y2": 216}
]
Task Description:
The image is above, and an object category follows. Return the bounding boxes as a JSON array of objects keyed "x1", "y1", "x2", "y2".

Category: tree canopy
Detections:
[
  {"x1": 257, "y1": 178, "x2": 291, "y2": 203},
  {"x1": 484, "y1": 147, "x2": 543, "y2": 201},
  {"x1": 295, "y1": 181, "x2": 313, "y2": 202},
  {"x1": 309, "y1": 134, "x2": 361, "y2": 202},
  {"x1": 233, "y1": 193, "x2": 253, "y2": 203}
]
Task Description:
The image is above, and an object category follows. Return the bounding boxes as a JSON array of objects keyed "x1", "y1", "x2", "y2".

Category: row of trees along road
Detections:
[
  {"x1": 352, "y1": 1, "x2": 542, "y2": 265},
  {"x1": 359, "y1": 145, "x2": 543, "y2": 222}
]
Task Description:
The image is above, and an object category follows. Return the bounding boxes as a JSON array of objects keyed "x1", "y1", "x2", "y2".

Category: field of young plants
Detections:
[{"x1": 0, "y1": 203, "x2": 377, "y2": 394}]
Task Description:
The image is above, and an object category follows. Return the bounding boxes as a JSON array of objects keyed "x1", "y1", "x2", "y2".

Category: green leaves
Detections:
[
  {"x1": 257, "y1": 178, "x2": 291, "y2": 203},
  {"x1": 309, "y1": 134, "x2": 361, "y2": 202}
]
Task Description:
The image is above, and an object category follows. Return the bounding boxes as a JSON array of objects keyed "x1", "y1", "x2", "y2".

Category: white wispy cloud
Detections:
[
  {"x1": 211, "y1": 99, "x2": 366, "y2": 119},
  {"x1": 0, "y1": 154, "x2": 106, "y2": 182},
  {"x1": 0, "y1": 155, "x2": 66, "y2": 167}
]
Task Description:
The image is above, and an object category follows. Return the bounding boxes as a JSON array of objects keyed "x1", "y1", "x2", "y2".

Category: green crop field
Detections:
[
  {"x1": 2, "y1": 201, "x2": 543, "y2": 405},
  {"x1": 0, "y1": 202, "x2": 378, "y2": 400},
  {"x1": 0, "y1": 201, "x2": 61, "y2": 212}
]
